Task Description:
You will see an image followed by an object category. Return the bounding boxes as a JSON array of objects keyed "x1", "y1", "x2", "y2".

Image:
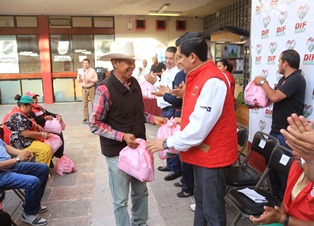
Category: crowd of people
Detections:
[{"x1": 1, "y1": 32, "x2": 314, "y2": 226}]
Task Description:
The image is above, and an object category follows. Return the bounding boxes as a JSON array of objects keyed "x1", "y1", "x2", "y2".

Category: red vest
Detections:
[
  {"x1": 181, "y1": 61, "x2": 238, "y2": 168},
  {"x1": 284, "y1": 161, "x2": 314, "y2": 221}
]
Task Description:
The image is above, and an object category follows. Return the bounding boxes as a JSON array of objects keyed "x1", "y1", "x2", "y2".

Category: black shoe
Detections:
[
  {"x1": 83, "y1": 119, "x2": 89, "y2": 124},
  {"x1": 158, "y1": 166, "x2": 170, "y2": 172},
  {"x1": 177, "y1": 191, "x2": 193, "y2": 198},
  {"x1": 174, "y1": 182, "x2": 183, "y2": 187},
  {"x1": 164, "y1": 172, "x2": 181, "y2": 181}
]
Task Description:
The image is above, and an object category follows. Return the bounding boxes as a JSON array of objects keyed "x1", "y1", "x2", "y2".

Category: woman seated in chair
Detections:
[
  {"x1": 249, "y1": 150, "x2": 314, "y2": 226},
  {"x1": 2, "y1": 95, "x2": 53, "y2": 165},
  {"x1": 25, "y1": 91, "x2": 65, "y2": 163}
]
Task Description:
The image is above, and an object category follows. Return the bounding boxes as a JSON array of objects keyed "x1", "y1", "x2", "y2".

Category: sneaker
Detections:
[
  {"x1": 38, "y1": 205, "x2": 48, "y2": 213},
  {"x1": 189, "y1": 203, "x2": 196, "y2": 212},
  {"x1": 83, "y1": 119, "x2": 89, "y2": 124},
  {"x1": 22, "y1": 212, "x2": 47, "y2": 226}
]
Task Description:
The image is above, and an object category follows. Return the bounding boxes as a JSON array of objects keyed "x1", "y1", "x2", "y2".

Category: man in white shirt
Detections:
[
  {"x1": 146, "y1": 32, "x2": 238, "y2": 226},
  {"x1": 146, "y1": 47, "x2": 181, "y2": 181}
]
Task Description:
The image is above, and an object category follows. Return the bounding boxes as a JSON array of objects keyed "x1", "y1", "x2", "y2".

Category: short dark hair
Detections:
[
  {"x1": 83, "y1": 58, "x2": 90, "y2": 64},
  {"x1": 281, "y1": 49, "x2": 300, "y2": 69},
  {"x1": 175, "y1": 32, "x2": 208, "y2": 61},
  {"x1": 166, "y1": 46, "x2": 177, "y2": 54}
]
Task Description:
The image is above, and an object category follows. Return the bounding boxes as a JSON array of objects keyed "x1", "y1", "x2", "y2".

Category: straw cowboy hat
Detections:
[{"x1": 100, "y1": 41, "x2": 136, "y2": 61}]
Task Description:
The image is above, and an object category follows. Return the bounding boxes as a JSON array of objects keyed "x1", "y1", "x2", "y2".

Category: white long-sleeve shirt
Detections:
[
  {"x1": 167, "y1": 78, "x2": 227, "y2": 151},
  {"x1": 154, "y1": 66, "x2": 180, "y2": 109}
]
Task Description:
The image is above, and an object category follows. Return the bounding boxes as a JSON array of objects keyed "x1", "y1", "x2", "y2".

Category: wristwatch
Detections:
[
  {"x1": 162, "y1": 139, "x2": 169, "y2": 149},
  {"x1": 15, "y1": 157, "x2": 21, "y2": 164},
  {"x1": 260, "y1": 79, "x2": 266, "y2": 85}
]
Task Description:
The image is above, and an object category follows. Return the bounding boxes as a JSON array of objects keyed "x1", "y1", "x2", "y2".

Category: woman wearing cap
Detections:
[
  {"x1": 2, "y1": 94, "x2": 53, "y2": 165},
  {"x1": 25, "y1": 91, "x2": 65, "y2": 162}
]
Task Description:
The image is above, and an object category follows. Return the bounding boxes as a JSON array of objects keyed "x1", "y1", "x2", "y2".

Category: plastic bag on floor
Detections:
[{"x1": 55, "y1": 155, "x2": 77, "y2": 176}]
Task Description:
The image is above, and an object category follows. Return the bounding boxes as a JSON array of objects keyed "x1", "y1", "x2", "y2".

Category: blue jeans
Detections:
[
  {"x1": 0, "y1": 162, "x2": 49, "y2": 215},
  {"x1": 193, "y1": 165, "x2": 229, "y2": 226},
  {"x1": 106, "y1": 156, "x2": 148, "y2": 226}
]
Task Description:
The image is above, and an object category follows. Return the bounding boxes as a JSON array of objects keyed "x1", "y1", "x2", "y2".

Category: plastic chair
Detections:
[
  {"x1": 226, "y1": 131, "x2": 279, "y2": 193},
  {"x1": 234, "y1": 124, "x2": 249, "y2": 166},
  {"x1": 227, "y1": 145, "x2": 294, "y2": 226}
]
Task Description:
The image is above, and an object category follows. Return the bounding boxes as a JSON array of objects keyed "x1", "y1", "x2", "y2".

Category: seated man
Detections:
[{"x1": 0, "y1": 139, "x2": 49, "y2": 226}]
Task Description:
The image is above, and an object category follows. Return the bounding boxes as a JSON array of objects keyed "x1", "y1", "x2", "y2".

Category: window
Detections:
[
  {"x1": 136, "y1": 19, "x2": 145, "y2": 29},
  {"x1": 94, "y1": 17, "x2": 114, "y2": 28},
  {"x1": 50, "y1": 35, "x2": 73, "y2": 72},
  {"x1": 16, "y1": 16, "x2": 37, "y2": 27},
  {"x1": 0, "y1": 16, "x2": 14, "y2": 27},
  {"x1": 17, "y1": 35, "x2": 41, "y2": 73},
  {"x1": 72, "y1": 17, "x2": 92, "y2": 27}
]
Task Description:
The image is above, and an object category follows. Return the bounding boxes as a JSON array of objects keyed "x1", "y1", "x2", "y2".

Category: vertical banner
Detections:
[{"x1": 249, "y1": 0, "x2": 314, "y2": 140}]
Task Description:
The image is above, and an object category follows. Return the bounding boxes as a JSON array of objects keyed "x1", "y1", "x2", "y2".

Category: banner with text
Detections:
[{"x1": 249, "y1": 0, "x2": 314, "y2": 140}]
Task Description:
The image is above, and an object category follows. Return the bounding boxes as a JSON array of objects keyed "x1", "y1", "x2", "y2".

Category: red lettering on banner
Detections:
[
  {"x1": 262, "y1": 29, "x2": 269, "y2": 36},
  {"x1": 256, "y1": 56, "x2": 262, "y2": 61},
  {"x1": 268, "y1": 56, "x2": 276, "y2": 61},
  {"x1": 304, "y1": 54, "x2": 314, "y2": 61},
  {"x1": 295, "y1": 21, "x2": 307, "y2": 29},
  {"x1": 276, "y1": 26, "x2": 286, "y2": 33}
]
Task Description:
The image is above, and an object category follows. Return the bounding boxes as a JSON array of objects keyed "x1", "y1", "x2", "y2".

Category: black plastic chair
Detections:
[
  {"x1": 227, "y1": 145, "x2": 294, "y2": 226},
  {"x1": 226, "y1": 131, "x2": 279, "y2": 193},
  {"x1": 234, "y1": 124, "x2": 249, "y2": 166}
]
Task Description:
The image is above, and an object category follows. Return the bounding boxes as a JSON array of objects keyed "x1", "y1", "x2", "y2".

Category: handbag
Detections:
[
  {"x1": 43, "y1": 133, "x2": 63, "y2": 154},
  {"x1": 244, "y1": 80, "x2": 271, "y2": 108},
  {"x1": 156, "y1": 118, "x2": 180, "y2": 160},
  {"x1": 55, "y1": 154, "x2": 77, "y2": 176},
  {"x1": 117, "y1": 138, "x2": 154, "y2": 182},
  {"x1": 44, "y1": 118, "x2": 65, "y2": 134}
]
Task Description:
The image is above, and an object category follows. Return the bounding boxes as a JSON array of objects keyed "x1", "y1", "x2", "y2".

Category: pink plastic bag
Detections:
[
  {"x1": 140, "y1": 81, "x2": 156, "y2": 99},
  {"x1": 244, "y1": 80, "x2": 271, "y2": 108},
  {"x1": 117, "y1": 138, "x2": 154, "y2": 182},
  {"x1": 44, "y1": 118, "x2": 66, "y2": 134},
  {"x1": 157, "y1": 118, "x2": 180, "y2": 160},
  {"x1": 43, "y1": 133, "x2": 63, "y2": 153},
  {"x1": 55, "y1": 154, "x2": 77, "y2": 176}
]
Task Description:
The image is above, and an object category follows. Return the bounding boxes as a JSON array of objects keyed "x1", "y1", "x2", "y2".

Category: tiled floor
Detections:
[{"x1": 1, "y1": 102, "x2": 254, "y2": 226}]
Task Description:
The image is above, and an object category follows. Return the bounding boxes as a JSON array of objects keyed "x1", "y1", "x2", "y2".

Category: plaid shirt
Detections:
[{"x1": 89, "y1": 80, "x2": 155, "y2": 142}]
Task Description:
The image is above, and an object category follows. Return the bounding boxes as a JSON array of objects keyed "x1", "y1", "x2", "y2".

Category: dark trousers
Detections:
[
  {"x1": 181, "y1": 162, "x2": 194, "y2": 194},
  {"x1": 193, "y1": 165, "x2": 229, "y2": 226},
  {"x1": 53, "y1": 132, "x2": 64, "y2": 158}
]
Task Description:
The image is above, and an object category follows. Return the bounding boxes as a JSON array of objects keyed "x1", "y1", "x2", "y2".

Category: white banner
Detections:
[{"x1": 249, "y1": 0, "x2": 314, "y2": 140}]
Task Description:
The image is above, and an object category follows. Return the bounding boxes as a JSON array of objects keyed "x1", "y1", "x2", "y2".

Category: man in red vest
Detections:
[{"x1": 146, "y1": 32, "x2": 238, "y2": 226}]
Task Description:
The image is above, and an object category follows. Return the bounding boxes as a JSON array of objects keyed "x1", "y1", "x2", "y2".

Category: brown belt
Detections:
[{"x1": 82, "y1": 84, "x2": 95, "y2": 89}]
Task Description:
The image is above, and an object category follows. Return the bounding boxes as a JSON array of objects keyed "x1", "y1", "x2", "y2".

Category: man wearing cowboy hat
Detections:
[{"x1": 89, "y1": 40, "x2": 166, "y2": 226}]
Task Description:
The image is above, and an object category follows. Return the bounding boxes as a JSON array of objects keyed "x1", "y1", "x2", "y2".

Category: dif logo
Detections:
[
  {"x1": 295, "y1": 4, "x2": 309, "y2": 33},
  {"x1": 303, "y1": 37, "x2": 314, "y2": 65},
  {"x1": 261, "y1": 16, "x2": 270, "y2": 38},
  {"x1": 267, "y1": 42, "x2": 277, "y2": 65},
  {"x1": 276, "y1": 11, "x2": 287, "y2": 36},
  {"x1": 255, "y1": 44, "x2": 262, "y2": 64},
  {"x1": 255, "y1": 3, "x2": 263, "y2": 14}
]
